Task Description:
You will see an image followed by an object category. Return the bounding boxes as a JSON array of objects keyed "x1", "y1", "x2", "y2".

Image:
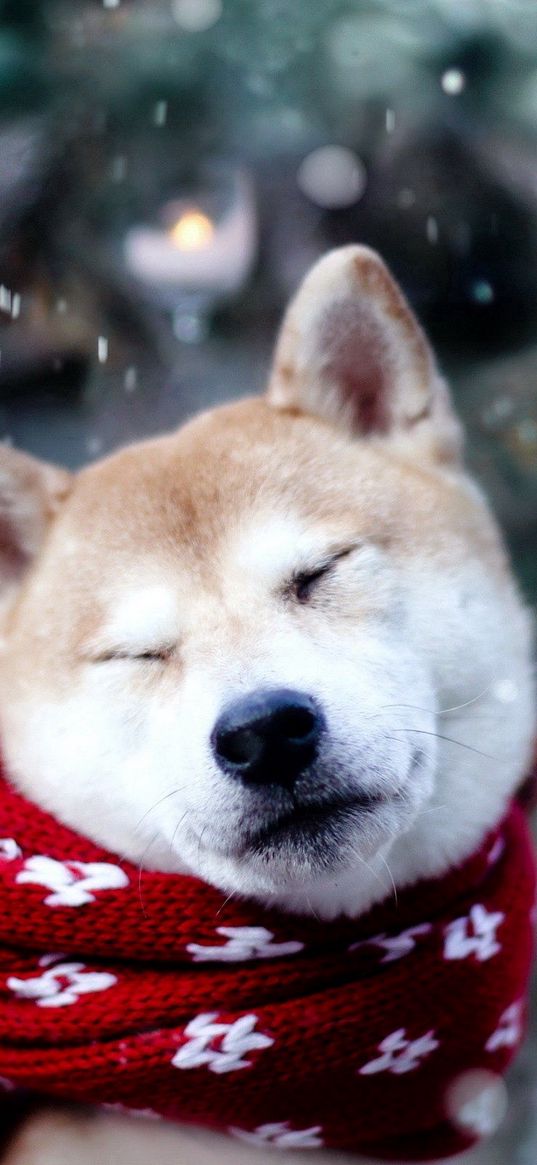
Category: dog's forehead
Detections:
[
  {"x1": 56, "y1": 396, "x2": 476, "y2": 592},
  {"x1": 68, "y1": 400, "x2": 377, "y2": 557}
]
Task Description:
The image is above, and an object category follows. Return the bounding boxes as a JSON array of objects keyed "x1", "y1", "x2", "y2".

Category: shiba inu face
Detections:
[{"x1": 0, "y1": 247, "x2": 533, "y2": 918}]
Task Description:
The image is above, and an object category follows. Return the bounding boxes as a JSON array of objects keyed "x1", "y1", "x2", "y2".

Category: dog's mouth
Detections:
[
  {"x1": 191, "y1": 755, "x2": 423, "y2": 875},
  {"x1": 225, "y1": 788, "x2": 392, "y2": 864},
  {"x1": 248, "y1": 792, "x2": 384, "y2": 848},
  {"x1": 235, "y1": 751, "x2": 422, "y2": 862}
]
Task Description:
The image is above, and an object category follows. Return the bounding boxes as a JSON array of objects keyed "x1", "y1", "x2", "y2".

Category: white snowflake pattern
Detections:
[
  {"x1": 358, "y1": 1028, "x2": 439, "y2": 1076},
  {"x1": 7, "y1": 960, "x2": 117, "y2": 1007},
  {"x1": 486, "y1": 1001, "x2": 524, "y2": 1053},
  {"x1": 172, "y1": 1012, "x2": 274, "y2": 1074},
  {"x1": 15, "y1": 855, "x2": 129, "y2": 906},
  {"x1": 187, "y1": 926, "x2": 304, "y2": 963},
  {"x1": 350, "y1": 923, "x2": 432, "y2": 963},
  {"x1": 444, "y1": 904, "x2": 504, "y2": 963},
  {"x1": 230, "y1": 1122, "x2": 323, "y2": 1149},
  {"x1": 0, "y1": 838, "x2": 22, "y2": 861}
]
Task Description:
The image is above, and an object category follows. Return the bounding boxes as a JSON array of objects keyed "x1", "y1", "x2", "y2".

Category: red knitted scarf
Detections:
[{"x1": 0, "y1": 773, "x2": 535, "y2": 1162}]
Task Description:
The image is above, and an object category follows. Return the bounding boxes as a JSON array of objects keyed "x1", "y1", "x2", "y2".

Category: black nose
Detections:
[{"x1": 212, "y1": 688, "x2": 324, "y2": 788}]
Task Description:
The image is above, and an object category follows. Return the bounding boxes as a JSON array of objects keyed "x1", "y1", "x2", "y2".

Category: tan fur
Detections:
[
  {"x1": 3, "y1": 400, "x2": 509, "y2": 680},
  {"x1": 0, "y1": 247, "x2": 533, "y2": 1164}
]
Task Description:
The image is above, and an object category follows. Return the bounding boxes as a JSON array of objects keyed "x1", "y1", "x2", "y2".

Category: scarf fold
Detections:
[{"x1": 0, "y1": 772, "x2": 534, "y2": 1162}]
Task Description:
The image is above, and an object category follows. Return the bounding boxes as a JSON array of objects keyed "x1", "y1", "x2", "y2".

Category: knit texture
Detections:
[{"x1": 0, "y1": 772, "x2": 534, "y2": 1161}]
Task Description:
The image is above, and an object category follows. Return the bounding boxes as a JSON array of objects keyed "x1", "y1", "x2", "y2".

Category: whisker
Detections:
[
  {"x1": 134, "y1": 786, "x2": 188, "y2": 834},
  {"x1": 306, "y1": 894, "x2": 322, "y2": 923},
  {"x1": 376, "y1": 669, "x2": 534, "y2": 720},
  {"x1": 379, "y1": 684, "x2": 495, "y2": 718},
  {"x1": 387, "y1": 728, "x2": 495, "y2": 760},
  {"x1": 216, "y1": 890, "x2": 236, "y2": 918},
  {"x1": 348, "y1": 843, "x2": 391, "y2": 897},
  {"x1": 437, "y1": 685, "x2": 496, "y2": 716},
  {"x1": 137, "y1": 830, "x2": 160, "y2": 918},
  {"x1": 373, "y1": 707, "x2": 499, "y2": 725},
  {"x1": 378, "y1": 852, "x2": 398, "y2": 908},
  {"x1": 197, "y1": 823, "x2": 210, "y2": 865},
  {"x1": 169, "y1": 808, "x2": 190, "y2": 853}
]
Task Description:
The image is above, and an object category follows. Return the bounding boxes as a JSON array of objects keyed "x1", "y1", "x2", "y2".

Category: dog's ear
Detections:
[
  {"x1": 0, "y1": 445, "x2": 72, "y2": 588},
  {"x1": 267, "y1": 246, "x2": 462, "y2": 462}
]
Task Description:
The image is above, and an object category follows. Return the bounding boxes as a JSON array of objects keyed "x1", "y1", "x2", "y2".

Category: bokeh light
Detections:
[{"x1": 297, "y1": 147, "x2": 367, "y2": 209}]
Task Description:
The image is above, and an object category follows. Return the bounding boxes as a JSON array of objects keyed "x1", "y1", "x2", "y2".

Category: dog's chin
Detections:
[{"x1": 188, "y1": 788, "x2": 419, "y2": 903}]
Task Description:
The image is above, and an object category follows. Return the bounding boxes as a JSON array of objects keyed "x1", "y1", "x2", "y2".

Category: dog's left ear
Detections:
[
  {"x1": 267, "y1": 246, "x2": 462, "y2": 462},
  {"x1": 0, "y1": 446, "x2": 72, "y2": 589}
]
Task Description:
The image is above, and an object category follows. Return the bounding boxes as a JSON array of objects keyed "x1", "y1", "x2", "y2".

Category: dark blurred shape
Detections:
[
  {"x1": 322, "y1": 128, "x2": 537, "y2": 357},
  {"x1": 0, "y1": 0, "x2": 533, "y2": 618}
]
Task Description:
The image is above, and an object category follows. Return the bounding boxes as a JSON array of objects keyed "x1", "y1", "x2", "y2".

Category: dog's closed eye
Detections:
[
  {"x1": 292, "y1": 563, "x2": 334, "y2": 603},
  {"x1": 91, "y1": 646, "x2": 175, "y2": 664},
  {"x1": 288, "y1": 544, "x2": 360, "y2": 604}
]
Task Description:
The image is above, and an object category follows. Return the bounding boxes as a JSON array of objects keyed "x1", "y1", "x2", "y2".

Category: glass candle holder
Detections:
[{"x1": 124, "y1": 165, "x2": 257, "y2": 342}]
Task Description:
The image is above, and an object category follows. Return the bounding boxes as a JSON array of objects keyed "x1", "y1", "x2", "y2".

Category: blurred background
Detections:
[
  {"x1": 1, "y1": 0, "x2": 537, "y2": 605},
  {"x1": 0, "y1": 1, "x2": 536, "y2": 1156}
]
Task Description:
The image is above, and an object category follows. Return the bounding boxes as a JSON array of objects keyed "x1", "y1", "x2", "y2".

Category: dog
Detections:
[{"x1": 0, "y1": 245, "x2": 534, "y2": 1165}]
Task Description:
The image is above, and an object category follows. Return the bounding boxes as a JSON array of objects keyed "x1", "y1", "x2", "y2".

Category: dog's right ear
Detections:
[
  {"x1": 0, "y1": 445, "x2": 72, "y2": 588},
  {"x1": 267, "y1": 246, "x2": 462, "y2": 463}
]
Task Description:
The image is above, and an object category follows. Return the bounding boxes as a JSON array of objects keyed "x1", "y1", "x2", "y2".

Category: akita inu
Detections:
[{"x1": 0, "y1": 247, "x2": 534, "y2": 1165}]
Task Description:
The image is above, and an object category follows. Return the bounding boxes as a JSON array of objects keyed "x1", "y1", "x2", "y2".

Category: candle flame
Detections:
[{"x1": 169, "y1": 210, "x2": 215, "y2": 251}]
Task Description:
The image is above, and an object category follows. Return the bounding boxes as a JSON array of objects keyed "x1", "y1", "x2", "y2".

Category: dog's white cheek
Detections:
[{"x1": 0, "y1": 669, "x2": 189, "y2": 869}]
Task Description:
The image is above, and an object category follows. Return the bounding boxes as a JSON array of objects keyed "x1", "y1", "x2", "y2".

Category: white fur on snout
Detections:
[{"x1": 168, "y1": 616, "x2": 438, "y2": 914}]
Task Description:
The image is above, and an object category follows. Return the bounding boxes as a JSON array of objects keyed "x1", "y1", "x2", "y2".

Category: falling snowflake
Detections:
[
  {"x1": 172, "y1": 0, "x2": 223, "y2": 33},
  {"x1": 86, "y1": 436, "x2": 104, "y2": 457},
  {"x1": 486, "y1": 836, "x2": 505, "y2": 867},
  {"x1": 441, "y1": 68, "x2": 466, "y2": 95},
  {"x1": 447, "y1": 1069, "x2": 508, "y2": 1139},
  {"x1": 153, "y1": 100, "x2": 168, "y2": 127},
  {"x1": 124, "y1": 365, "x2": 137, "y2": 392},
  {"x1": 111, "y1": 155, "x2": 127, "y2": 183},
  {"x1": 0, "y1": 286, "x2": 12, "y2": 313},
  {"x1": 426, "y1": 216, "x2": 439, "y2": 244},
  {"x1": 471, "y1": 279, "x2": 494, "y2": 305},
  {"x1": 458, "y1": 1087, "x2": 504, "y2": 1136}
]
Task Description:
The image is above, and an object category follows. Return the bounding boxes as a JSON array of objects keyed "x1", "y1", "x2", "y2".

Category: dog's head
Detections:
[{"x1": 0, "y1": 248, "x2": 534, "y2": 917}]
